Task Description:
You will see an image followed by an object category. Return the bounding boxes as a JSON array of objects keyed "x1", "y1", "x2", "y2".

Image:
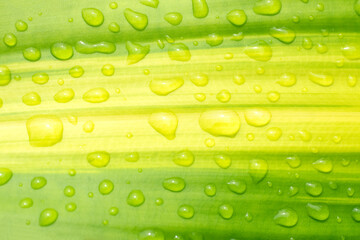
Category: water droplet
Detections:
[
  {"x1": 274, "y1": 208, "x2": 298, "y2": 227},
  {"x1": 178, "y1": 204, "x2": 194, "y2": 219},
  {"x1": 292, "y1": 15, "x2": 300, "y2": 23},
  {"x1": 224, "y1": 52, "x2": 234, "y2": 59},
  {"x1": 109, "y1": 207, "x2": 119, "y2": 216},
  {"x1": 39, "y1": 208, "x2": 58, "y2": 226},
  {"x1": 316, "y1": 3, "x2": 324, "y2": 11},
  {"x1": 15, "y1": 20, "x2": 28, "y2": 32},
  {"x1": 245, "y1": 212, "x2": 253, "y2": 222},
  {"x1": 288, "y1": 186, "x2": 299, "y2": 197},
  {"x1": 205, "y1": 138, "x2": 215, "y2": 147},
  {"x1": 247, "y1": 133, "x2": 255, "y2": 141},
  {"x1": 355, "y1": 0, "x2": 360, "y2": 15},
  {"x1": 253, "y1": 0, "x2": 282, "y2": 15},
  {"x1": 0, "y1": 168, "x2": 12, "y2": 186},
  {"x1": 155, "y1": 198, "x2": 164, "y2": 206},
  {"x1": 244, "y1": 40, "x2": 272, "y2": 62},
  {"x1": 87, "y1": 151, "x2": 110, "y2": 168},
  {"x1": 312, "y1": 158, "x2": 333, "y2": 173},
  {"x1": 214, "y1": 154, "x2": 231, "y2": 169},
  {"x1": 67, "y1": 115, "x2": 78, "y2": 125},
  {"x1": 99, "y1": 179, "x2": 114, "y2": 195},
  {"x1": 51, "y1": 42, "x2": 73, "y2": 60},
  {"x1": 227, "y1": 9, "x2": 247, "y2": 26},
  {"x1": 125, "y1": 41, "x2": 150, "y2": 65},
  {"x1": 216, "y1": 90, "x2": 231, "y2": 103},
  {"x1": 306, "y1": 203, "x2": 329, "y2": 221},
  {"x1": 26, "y1": 115, "x2": 63, "y2": 147},
  {"x1": 140, "y1": 0, "x2": 159, "y2": 8},
  {"x1": 269, "y1": 27, "x2": 296, "y2": 44},
  {"x1": 149, "y1": 77, "x2": 184, "y2": 96},
  {"x1": 69, "y1": 65, "x2": 84, "y2": 78},
  {"x1": 244, "y1": 108, "x2": 271, "y2": 127},
  {"x1": 32, "y1": 72, "x2": 49, "y2": 85},
  {"x1": 173, "y1": 150, "x2": 194, "y2": 167},
  {"x1": 231, "y1": 32, "x2": 244, "y2": 41},
  {"x1": 108, "y1": 22, "x2": 120, "y2": 33},
  {"x1": 68, "y1": 169, "x2": 76, "y2": 176},
  {"x1": 65, "y1": 202, "x2": 77, "y2": 212},
  {"x1": 267, "y1": 91, "x2": 280, "y2": 102},
  {"x1": 305, "y1": 181, "x2": 323, "y2": 197},
  {"x1": 215, "y1": 65, "x2": 223, "y2": 71},
  {"x1": 109, "y1": 2, "x2": 118, "y2": 9},
  {"x1": 192, "y1": 0, "x2": 209, "y2": 18},
  {"x1": 163, "y1": 177, "x2": 185, "y2": 192},
  {"x1": 127, "y1": 190, "x2": 145, "y2": 207},
  {"x1": 194, "y1": 93, "x2": 206, "y2": 102},
  {"x1": 227, "y1": 179, "x2": 246, "y2": 194},
  {"x1": 218, "y1": 204, "x2": 234, "y2": 219},
  {"x1": 256, "y1": 67, "x2": 265, "y2": 75},
  {"x1": 64, "y1": 186, "x2": 75, "y2": 197},
  {"x1": 277, "y1": 73, "x2": 296, "y2": 87},
  {"x1": 199, "y1": 110, "x2": 240, "y2": 137},
  {"x1": 249, "y1": 159, "x2": 268, "y2": 183},
  {"x1": 286, "y1": 155, "x2": 301, "y2": 168},
  {"x1": 124, "y1": 8, "x2": 148, "y2": 31},
  {"x1": 206, "y1": 33, "x2": 223, "y2": 47},
  {"x1": 328, "y1": 181, "x2": 338, "y2": 190},
  {"x1": 352, "y1": 207, "x2": 360, "y2": 222},
  {"x1": 83, "y1": 88, "x2": 110, "y2": 103},
  {"x1": 298, "y1": 129, "x2": 312, "y2": 142},
  {"x1": 204, "y1": 183, "x2": 216, "y2": 197},
  {"x1": 347, "y1": 74, "x2": 357, "y2": 87},
  {"x1": 31, "y1": 176, "x2": 47, "y2": 190},
  {"x1": 75, "y1": 40, "x2": 116, "y2": 54},
  {"x1": 302, "y1": 37, "x2": 313, "y2": 50},
  {"x1": 149, "y1": 111, "x2": 178, "y2": 140},
  {"x1": 346, "y1": 187, "x2": 355, "y2": 197},
  {"x1": 266, "y1": 127, "x2": 282, "y2": 141},
  {"x1": 19, "y1": 197, "x2": 33, "y2": 208},
  {"x1": 22, "y1": 92, "x2": 41, "y2": 106},
  {"x1": 168, "y1": 43, "x2": 191, "y2": 61},
  {"x1": 54, "y1": 89, "x2": 75, "y2": 103},
  {"x1": 342, "y1": 43, "x2": 360, "y2": 60},
  {"x1": 125, "y1": 152, "x2": 139, "y2": 162},
  {"x1": 164, "y1": 12, "x2": 183, "y2": 26},
  {"x1": 190, "y1": 73, "x2": 208, "y2": 87},
  {"x1": 82, "y1": 8, "x2": 104, "y2": 27},
  {"x1": 3, "y1": 33, "x2": 17, "y2": 47},
  {"x1": 233, "y1": 74, "x2": 245, "y2": 85},
  {"x1": 23, "y1": 47, "x2": 41, "y2": 61},
  {"x1": 138, "y1": 229, "x2": 165, "y2": 240}
]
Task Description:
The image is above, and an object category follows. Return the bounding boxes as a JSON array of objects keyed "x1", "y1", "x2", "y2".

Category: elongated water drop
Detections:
[
  {"x1": 124, "y1": 8, "x2": 148, "y2": 31},
  {"x1": 19, "y1": 198, "x2": 33, "y2": 208},
  {"x1": 199, "y1": 110, "x2": 240, "y2": 137},
  {"x1": 352, "y1": 207, "x2": 360, "y2": 222},
  {"x1": 83, "y1": 88, "x2": 109, "y2": 103},
  {"x1": 149, "y1": 77, "x2": 184, "y2": 95},
  {"x1": 54, "y1": 89, "x2": 75, "y2": 103},
  {"x1": 244, "y1": 40, "x2": 272, "y2": 62},
  {"x1": 149, "y1": 111, "x2": 178, "y2": 140},
  {"x1": 0, "y1": 65, "x2": 11, "y2": 86},
  {"x1": 269, "y1": 27, "x2": 296, "y2": 44},
  {"x1": 253, "y1": 0, "x2": 282, "y2": 16},
  {"x1": 164, "y1": 12, "x2": 183, "y2": 26},
  {"x1": 309, "y1": 72, "x2": 334, "y2": 87},
  {"x1": 249, "y1": 159, "x2": 268, "y2": 183},
  {"x1": 26, "y1": 115, "x2": 63, "y2": 147},
  {"x1": 192, "y1": 0, "x2": 209, "y2": 18},
  {"x1": 306, "y1": 203, "x2": 329, "y2": 221},
  {"x1": 75, "y1": 40, "x2": 116, "y2": 54},
  {"x1": 342, "y1": 43, "x2": 360, "y2": 60},
  {"x1": 312, "y1": 158, "x2": 333, "y2": 173},
  {"x1": 140, "y1": 0, "x2": 159, "y2": 8},
  {"x1": 274, "y1": 208, "x2": 298, "y2": 227},
  {"x1": 126, "y1": 41, "x2": 150, "y2": 65},
  {"x1": 244, "y1": 108, "x2": 271, "y2": 127}
]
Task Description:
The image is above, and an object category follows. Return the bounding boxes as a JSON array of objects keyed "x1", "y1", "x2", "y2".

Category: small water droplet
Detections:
[
  {"x1": 23, "y1": 47, "x2": 41, "y2": 61},
  {"x1": 305, "y1": 181, "x2": 323, "y2": 197},
  {"x1": 288, "y1": 186, "x2": 299, "y2": 197},
  {"x1": 205, "y1": 138, "x2": 215, "y2": 147},
  {"x1": 233, "y1": 74, "x2": 245, "y2": 85},
  {"x1": 108, "y1": 22, "x2": 120, "y2": 33},
  {"x1": 266, "y1": 127, "x2": 282, "y2": 141},
  {"x1": 216, "y1": 90, "x2": 231, "y2": 103},
  {"x1": 342, "y1": 43, "x2": 360, "y2": 60},
  {"x1": 19, "y1": 197, "x2": 33, "y2": 208},
  {"x1": 328, "y1": 181, "x2": 338, "y2": 190},
  {"x1": 352, "y1": 207, "x2": 360, "y2": 222},
  {"x1": 15, "y1": 20, "x2": 28, "y2": 32},
  {"x1": 87, "y1": 151, "x2": 110, "y2": 168},
  {"x1": 277, "y1": 73, "x2": 296, "y2": 87},
  {"x1": 69, "y1": 65, "x2": 84, "y2": 78},
  {"x1": 214, "y1": 154, "x2": 231, "y2": 169},
  {"x1": 245, "y1": 212, "x2": 253, "y2": 222},
  {"x1": 138, "y1": 229, "x2": 165, "y2": 240},
  {"x1": 244, "y1": 108, "x2": 271, "y2": 127},
  {"x1": 206, "y1": 33, "x2": 223, "y2": 47},
  {"x1": 227, "y1": 179, "x2": 246, "y2": 194},
  {"x1": 178, "y1": 204, "x2": 194, "y2": 219},
  {"x1": 244, "y1": 40, "x2": 272, "y2": 62},
  {"x1": 0, "y1": 168, "x2": 12, "y2": 186},
  {"x1": 192, "y1": 0, "x2": 209, "y2": 18},
  {"x1": 109, "y1": 206, "x2": 119, "y2": 216},
  {"x1": 302, "y1": 37, "x2": 313, "y2": 50},
  {"x1": 190, "y1": 73, "x2": 208, "y2": 87},
  {"x1": 82, "y1": 8, "x2": 104, "y2": 27},
  {"x1": 125, "y1": 152, "x2": 139, "y2": 162},
  {"x1": 31, "y1": 176, "x2": 47, "y2": 190},
  {"x1": 127, "y1": 190, "x2": 145, "y2": 207},
  {"x1": 83, "y1": 88, "x2": 110, "y2": 103},
  {"x1": 227, "y1": 9, "x2": 247, "y2": 26},
  {"x1": 173, "y1": 150, "x2": 194, "y2": 167},
  {"x1": 199, "y1": 110, "x2": 240, "y2": 137},
  {"x1": 274, "y1": 208, "x2": 298, "y2": 227},
  {"x1": 51, "y1": 42, "x2": 73, "y2": 60},
  {"x1": 286, "y1": 155, "x2": 301, "y2": 168},
  {"x1": 269, "y1": 27, "x2": 296, "y2": 44},
  {"x1": 39, "y1": 208, "x2": 58, "y2": 226},
  {"x1": 204, "y1": 183, "x2": 216, "y2": 197},
  {"x1": 126, "y1": 41, "x2": 150, "y2": 64},
  {"x1": 65, "y1": 202, "x2": 77, "y2": 212},
  {"x1": 3, "y1": 33, "x2": 17, "y2": 47},
  {"x1": 155, "y1": 198, "x2": 164, "y2": 206},
  {"x1": 163, "y1": 177, "x2": 185, "y2": 192},
  {"x1": 298, "y1": 129, "x2": 312, "y2": 142},
  {"x1": 23, "y1": 92, "x2": 41, "y2": 106},
  {"x1": 140, "y1": 0, "x2": 159, "y2": 8},
  {"x1": 218, "y1": 204, "x2": 234, "y2": 219},
  {"x1": 99, "y1": 179, "x2": 114, "y2": 195},
  {"x1": 249, "y1": 159, "x2": 268, "y2": 183},
  {"x1": 347, "y1": 187, "x2": 355, "y2": 197},
  {"x1": 164, "y1": 12, "x2": 183, "y2": 26},
  {"x1": 64, "y1": 185, "x2": 75, "y2": 197},
  {"x1": 168, "y1": 43, "x2": 191, "y2": 61}
]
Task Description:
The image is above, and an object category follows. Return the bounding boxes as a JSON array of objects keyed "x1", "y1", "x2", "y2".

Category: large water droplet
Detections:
[
  {"x1": 277, "y1": 73, "x2": 296, "y2": 87},
  {"x1": 127, "y1": 190, "x2": 145, "y2": 207},
  {"x1": 23, "y1": 47, "x2": 41, "y2": 61},
  {"x1": 126, "y1": 41, "x2": 150, "y2": 65},
  {"x1": 312, "y1": 158, "x2": 333, "y2": 173},
  {"x1": 341, "y1": 43, "x2": 360, "y2": 60},
  {"x1": 206, "y1": 33, "x2": 223, "y2": 47},
  {"x1": 82, "y1": 8, "x2": 104, "y2": 27},
  {"x1": 253, "y1": 0, "x2": 282, "y2": 15},
  {"x1": 227, "y1": 179, "x2": 246, "y2": 194},
  {"x1": 178, "y1": 204, "x2": 194, "y2": 219},
  {"x1": 227, "y1": 9, "x2": 247, "y2": 26},
  {"x1": 199, "y1": 110, "x2": 240, "y2": 137},
  {"x1": 173, "y1": 150, "x2": 194, "y2": 167},
  {"x1": 249, "y1": 159, "x2": 268, "y2": 183},
  {"x1": 309, "y1": 72, "x2": 334, "y2": 87},
  {"x1": 148, "y1": 111, "x2": 178, "y2": 140},
  {"x1": 31, "y1": 176, "x2": 47, "y2": 190},
  {"x1": 244, "y1": 108, "x2": 271, "y2": 127},
  {"x1": 0, "y1": 168, "x2": 13, "y2": 185},
  {"x1": 305, "y1": 181, "x2": 323, "y2": 197},
  {"x1": 51, "y1": 42, "x2": 73, "y2": 60},
  {"x1": 274, "y1": 208, "x2": 298, "y2": 227},
  {"x1": 218, "y1": 204, "x2": 234, "y2": 219},
  {"x1": 192, "y1": 0, "x2": 209, "y2": 18},
  {"x1": 269, "y1": 27, "x2": 296, "y2": 44},
  {"x1": 39, "y1": 208, "x2": 58, "y2": 226},
  {"x1": 75, "y1": 40, "x2": 116, "y2": 54},
  {"x1": 54, "y1": 89, "x2": 75, "y2": 103},
  {"x1": 164, "y1": 12, "x2": 183, "y2": 26},
  {"x1": 87, "y1": 151, "x2": 110, "y2": 168},
  {"x1": 3, "y1": 33, "x2": 17, "y2": 47},
  {"x1": 149, "y1": 77, "x2": 184, "y2": 96},
  {"x1": 244, "y1": 40, "x2": 272, "y2": 62},
  {"x1": 352, "y1": 207, "x2": 360, "y2": 222},
  {"x1": 124, "y1": 8, "x2": 148, "y2": 31},
  {"x1": 168, "y1": 43, "x2": 191, "y2": 61},
  {"x1": 163, "y1": 177, "x2": 185, "y2": 192},
  {"x1": 15, "y1": 20, "x2": 28, "y2": 32},
  {"x1": 306, "y1": 203, "x2": 329, "y2": 221},
  {"x1": 99, "y1": 179, "x2": 114, "y2": 195},
  {"x1": 26, "y1": 115, "x2": 63, "y2": 147},
  {"x1": 22, "y1": 92, "x2": 41, "y2": 106},
  {"x1": 83, "y1": 88, "x2": 109, "y2": 103}
]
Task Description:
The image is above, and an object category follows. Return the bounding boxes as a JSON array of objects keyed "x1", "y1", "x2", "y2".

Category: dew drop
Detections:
[
  {"x1": 164, "y1": 12, "x2": 183, "y2": 26},
  {"x1": 342, "y1": 43, "x2": 360, "y2": 60},
  {"x1": 302, "y1": 37, "x2": 313, "y2": 50},
  {"x1": 31, "y1": 176, "x2": 47, "y2": 190},
  {"x1": 233, "y1": 74, "x2": 245, "y2": 85},
  {"x1": 149, "y1": 111, "x2": 178, "y2": 140},
  {"x1": 190, "y1": 73, "x2": 208, "y2": 87},
  {"x1": 206, "y1": 33, "x2": 223, "y2": 47},
  {"x1": 227, "y1": 10, "x2": 247, "y2": 26},
  {"x1": 65, "y1": 202, "x2": 77, "y2": 212},
  {"x1": 75, "y1": 40, "x2": 116, "y2": 54},
  {"x1": 87, "y1": 151, "x2": 110, "y2": 168},
  {"x1": 126, "y1": 41, "x2": 150, "y2": 64},
  {"x1": 305, "y1": 181, "x2": 323, "y2": 197},
  {"x1": 32, "y1": 73, "x2": 49, "y2": 85},
  {"x1": 22, "y1": 92, "x2": 41, "y2": 106},
  {"x1": 266, "y1": 127, "x2": 282, "y2": 141},
  {"x1": 54, "y1": 88, "x2": 75, "y2": 103},
  {"x1": 39, "y1": 208, "x2": 58, "y2": 226},
  {"x1": 216, "y1": 90, "x2": 231, "y2": 103},
  {"x1": 244, "y1": 108, "x2": 271, "y2": 127},
  {"x1": 219, "y1": 204, "x2": 234, "y2": 219},
  {"x1": 288, "y1": 186, "x2": 299, "y2": 197},
  {"x1": 298, "y1": 129, "x2": 312, "y2": 142},
  {"x1": 249, "y1": 159, "x2": 268, "y2": 183},
  {"x1": 168, "y1": 43, "x2": 191, "y2": 61},
  {"x1": 312, "y1": 158, "x2": 333, "y2": 173},
  {"x1": 125, "y1": 152, "x2": 139, "y2": 162},
  {"x1": 83, "y1": 88, "x2": 110, "y2": 103},
  {"x1": 178, "y1": 204, "x2": 194, "y2": 219},
  {"x1": 99, "y1": 179, "x2": 114, "y2": 195},
  {"x1": 109, "y1": 207, "x2": 119, "y2": 216},
  {"x1": 108, "y1": 22, "x2": 120, "y2": 33},
  {"x1": 315, "y1": 43, "x2": 328, "y2": 54},
  {"x1": 267, "y1": 91, "x2": 280, "y2": 102},
  {"x1": 352, "y1": 207, "x2": 360, "y2": 222},
  {"x1": 214, "y1": 154, "x2": 231, "y2": 169},
  {"x1": 3, "y1": 33, "x2": 17, "y2": 47},
  {"x1": 277, "y1": 73, "x2": 296, "y2": 87},
  {"x1": 274, "y1": 208, "x2": 298, "y2": 227},
  {"x1": 127, "y1": 190, "x2": 145, "y2": 207},
  {"x1": 253, "y1": 0, "x2": 282, "y2": 16},
  {"x1": 227, "y1": 179, "x2": 246, "y2": 194},
  {"x1": 15, "y1": 20, "x2": 28, "y2": 32},
  {"x1": 192, "y1": 0, "x2": 209, "y2": 18},
  {"x1": 204, "y1": 183, "x2": 216, "y2": 197},
  {"x1": 51, "y1": 42, "x2": 73, "y2": 60},
  {"x1": 69, "y1": 65, "x2": 84, "y2": 78},
  {"x1": 149, "y1": 77, "x2": 184, "y2": 96},
  {"x1": 140, "y1": 0, "x2": 159, "y2": 8},
  {"x1": 82, "y1": 8, "x2": 104, "y2": 27},
  {"x1": 173, "y1": 150, "x2": 194, "y2": 167},
  {"x1": 124, "y1": 8, "x2": 148, "y2": 31},
  {"x1": 306, "y1": 203, "x2": 329, "y2": 221},
  {"x1": 26, "y1": 115, "x2": 63, "y2": 147},
  {"x1": 269, "y1": 27, "x2": 296, "y2": 44},
  {"x1": 286, "y1": 155, "x2": 301, "y2": 168},
  {"x1": 244, "y1": 40, "x2": 272, "y2": 62},
  {"x1": 19, "y1": 197, "x2": 33, "y2": 208},
  {"x1": 138, "y1": 229, "x2": 165, "y2": 240},
  {"x1": 199, "y1": 110, "x2": 240, "y2": 137},
  {"x1": 0, "y1": 65, "x2": 11, "y2": 86},
  {"x1": 23, "y1": 47, "x2": 41, "y2": 61},
  {"x1": 163, "y1": 177, "x2": 185, "y2": 192},
  {"x1": 0, "y1": 168, "x2": 12, "y2": 186}
]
